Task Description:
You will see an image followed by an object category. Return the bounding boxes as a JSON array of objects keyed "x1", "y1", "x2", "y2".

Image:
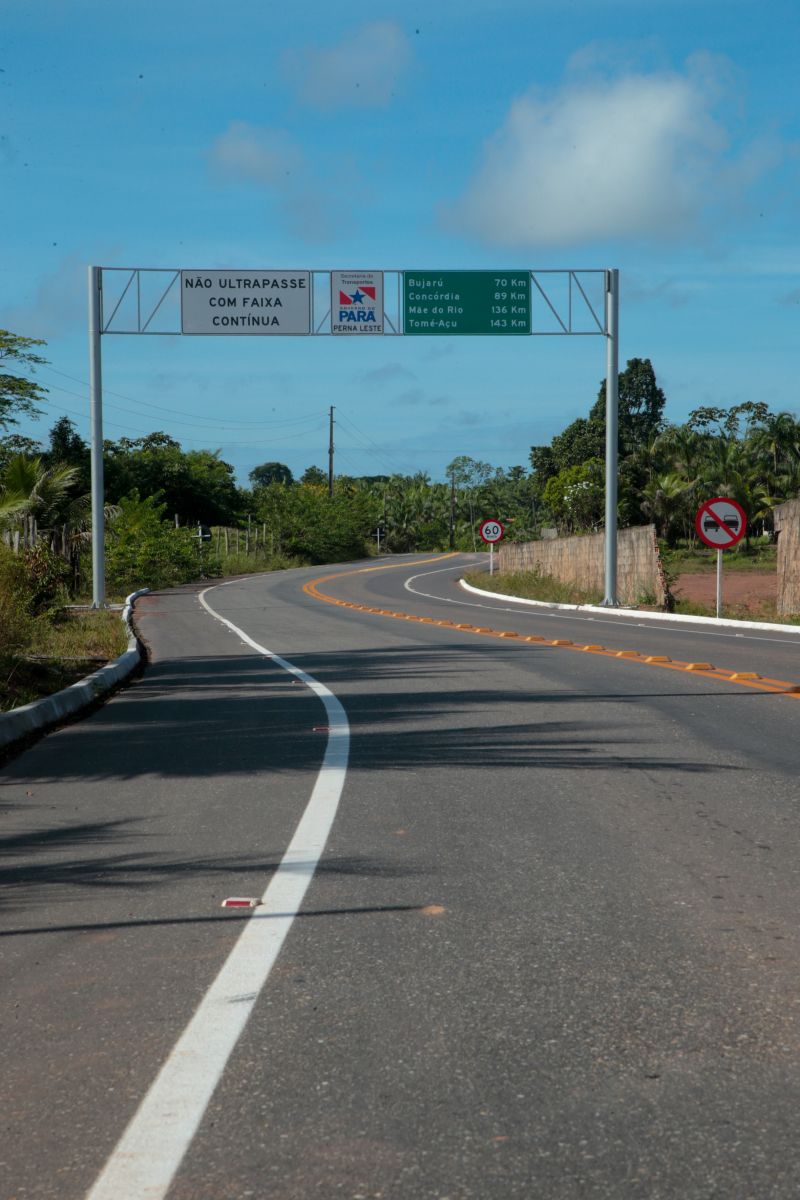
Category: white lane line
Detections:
[
  {"x1": 85, "y1": 585, "x2": 350, "y2": 1200},
  {"x1": 404, "y1": 566, "x2": 800, "y2": 649}
]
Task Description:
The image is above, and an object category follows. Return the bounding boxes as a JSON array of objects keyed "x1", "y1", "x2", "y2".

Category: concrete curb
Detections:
[
  {"x1": 0, "y1": 588, "x2": 149, "y2": 752},
  {"x1": 458, "y1": 578, "x2": 800, "y2": 636}
]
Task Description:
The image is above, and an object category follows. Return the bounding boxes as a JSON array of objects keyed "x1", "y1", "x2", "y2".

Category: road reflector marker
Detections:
[
  {"x1": 313, "y1": 725, "x2": 330, "y2": 733},
  {"x1": 685, "y1": 663, "x2": 714, "y2": 671},
  {"x1": 221, "y1": 898, "x2": 259, "y2": 909},
  {"x1": 522, "y1": 635, "x2": 545, "y2": 642},
  {"x1": 582, "y1": 644, "x2": 605, "y2": 651},
  {"x1": 550, "y1": 639, "x2": 572, "y2": 646},
  {"x1": 499, "y1": 631, "x2": 519, "y2": 638},
  {"x1": 729, "y1": 671, "x2": 759, "y2": 680},
  {"x1": 646, "y1": 655, "x2": 671, "y2": 663},
  {"x1": 616, "y1": 650, "x2": 640, "y2": 658}
]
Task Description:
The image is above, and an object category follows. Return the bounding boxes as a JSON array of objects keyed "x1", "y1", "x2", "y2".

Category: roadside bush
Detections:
[
  {"x1": 0, "y1": 545, "x2": 34, "y2": 658},
  {"x1": 103, "y1": 492, "x2": 202, "y2": 593},
  {"x1": 21, "y1": 542, "x2": 71, "y2": 615}
]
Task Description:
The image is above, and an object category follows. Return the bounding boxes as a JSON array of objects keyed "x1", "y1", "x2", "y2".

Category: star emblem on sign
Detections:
[{"x1": 350, "y1": 289, "x2": 365, "y2": 304}]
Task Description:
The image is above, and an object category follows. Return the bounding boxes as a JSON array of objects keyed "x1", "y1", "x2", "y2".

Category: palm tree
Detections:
[
  {"x1": 749, "y1": 413, "x2": 800, "y2": 482},
  {"x1": 641, "y1": 472, "x2": 696, "y2": 546},
  {"x1": 0, "y1": 455, "x2": 79, "y2": 546}
]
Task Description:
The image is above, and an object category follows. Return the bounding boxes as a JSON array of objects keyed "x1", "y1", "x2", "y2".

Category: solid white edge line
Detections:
[
  {"x1": 85, "y1": 584, "x2": 350, "y2": 1200},
  {"x1": 401, "y1": 564, "x2": 800, "y2": 649},
  {"x1": 458, "y1": 577, "x2": 800, "y2": 637}
]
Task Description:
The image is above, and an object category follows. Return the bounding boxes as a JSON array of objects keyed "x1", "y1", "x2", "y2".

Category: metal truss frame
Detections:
[
  {"x1": 88, "y1": 266, "x2": 619, "y2": 608},
  {"x1": 97, "y1": 268, "x2": 608, "y2": 337}
]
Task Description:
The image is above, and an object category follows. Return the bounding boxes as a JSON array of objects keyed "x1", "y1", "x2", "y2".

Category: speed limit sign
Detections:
[{"x1": 479, "y1": 519, "x2": 505, "y2": 544}]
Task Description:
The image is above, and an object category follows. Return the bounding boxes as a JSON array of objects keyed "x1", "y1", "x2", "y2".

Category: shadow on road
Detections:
[{"x1": 1, "y1": 642, "x2": 751, "y2": 920}]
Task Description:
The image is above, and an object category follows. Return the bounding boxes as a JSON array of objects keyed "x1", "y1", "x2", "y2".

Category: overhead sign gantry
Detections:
[{"x1": 88, "y1": 266, "x2": 619, "y2": 606}]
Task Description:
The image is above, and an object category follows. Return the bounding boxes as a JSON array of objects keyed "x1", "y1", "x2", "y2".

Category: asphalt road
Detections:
[{"x1": 3, "y1": 553, "x2": 800, "y2": 1199}]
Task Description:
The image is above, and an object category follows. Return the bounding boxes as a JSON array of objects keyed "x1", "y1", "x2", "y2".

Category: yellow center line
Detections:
[{"x1": 302, "y1": 559, "x2": 800, "y2": 699}]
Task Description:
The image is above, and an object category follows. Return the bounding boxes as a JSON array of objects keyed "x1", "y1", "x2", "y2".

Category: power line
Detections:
[
  {"x1": 39, "y1": 364, "x2": 323, "y2": 429},
  {"x1": 335, "y1": 410, "x2": 420, "y2": 476},
  {"x1": 27, "y1": 394, "x2": 327, "y2": 448},
  {"x1": 41, "y1": 379, "x2": 326, "y2": 436}
]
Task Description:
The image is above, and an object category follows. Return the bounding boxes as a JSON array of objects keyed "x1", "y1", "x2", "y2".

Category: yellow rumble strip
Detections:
[{"x1": 302, "y1": 559, "x2": 800, "y2": 699}]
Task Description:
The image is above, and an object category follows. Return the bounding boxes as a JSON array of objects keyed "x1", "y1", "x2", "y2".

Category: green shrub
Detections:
[
  {"x1": 103, "y1": 492, "x2": 203, "y2": 592},
  {"x1": 21, "y1": 542, "x2": 71, "y2": 615},
  {"x1": 0, "y1": 545, "x2": 34, "y2": 658}
]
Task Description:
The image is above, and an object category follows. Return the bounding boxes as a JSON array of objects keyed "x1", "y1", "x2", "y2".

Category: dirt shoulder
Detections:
[{"x1": 673, "y1": 570, "x2": 777, "y2": 617}]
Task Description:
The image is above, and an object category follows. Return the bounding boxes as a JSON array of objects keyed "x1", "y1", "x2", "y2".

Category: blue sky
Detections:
[{"x1": 2, "y1": 0, "x2": 798, "y2": 484}]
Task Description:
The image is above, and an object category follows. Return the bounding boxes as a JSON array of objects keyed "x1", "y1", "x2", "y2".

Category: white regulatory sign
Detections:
[
  {"x1": 180, "y1": 270, "x2": 311, "y2": 335},
  {"x1": 331, "y1": 270, "x2": 384, "y2": 335},
  {"x1": 479, "y1": 519, "x2": 505, "y2": 544}
]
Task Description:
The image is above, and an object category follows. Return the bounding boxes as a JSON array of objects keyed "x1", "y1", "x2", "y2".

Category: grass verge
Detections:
[
  {"x1": 465, "y1": 569, "x2": 800, "y2": 626},
  {"x1": 1, "y1": 608, "x2": 129, "y2": 712},
  {"x1": 464, "y1": 568, "x2": 603, "y2": 606},
  {"x1": 671, "y1": 597, "x2": 800, "y2": 625},
  {"x1": 661, "y1": 543, "x2": 777, "y2": 575}
]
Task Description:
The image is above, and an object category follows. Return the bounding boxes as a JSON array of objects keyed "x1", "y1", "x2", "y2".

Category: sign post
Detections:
[
  {"x1": 88, "y1": 265, "x2": 105, "y2": 607},
  {"x1": 694, "y1": 496, "x2": 747, "y2": 617},
  {"x1": 479, "y1": 518, "x2": 505, "y2": 575}
]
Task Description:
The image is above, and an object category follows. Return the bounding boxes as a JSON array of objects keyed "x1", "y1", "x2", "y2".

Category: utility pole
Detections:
[
  {"x1": 328, "y1": 405, "x2": 335, "y2": 498},
  {"x1": 449, "y1": 469, "x2": 456, "y2": 549}
]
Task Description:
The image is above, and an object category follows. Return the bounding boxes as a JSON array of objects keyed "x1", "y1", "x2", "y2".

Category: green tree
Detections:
[
  {"x1": 0, "y1": 455, "x2": 80, "y2": 528},
  {"x1": 589, "y1": 357, "x2": 666, "y2": 455},
  {"x1": 104, "y1": 433, "x2": 240, "y2": 525},
  {"x1": 542, "y1": 460, "x2": 605, "y2": 534},
  {"x1": 249, "y1": 461, "x2": 294, "y2": 488},
  {"x1": 103, "y1": 492, "x2": 202, "y2": 592},
  {"x1": 750, "y1": 412, "x2": 799, "y2": 479},
  {"x1": 250, "y1": 478, "x2": 380, "y2": 563},
  {"x1": 0, "y1": 330, "x2": 48, "y2": 430},
  {"x1": 641, "y1": 472, "x2": 696, "y2": 546},
  {"x1": 0, "y1": 433, "x2": 43, "y2": 470},
  {"x1": 301, "y1": 465, "x2": 326, "y2": 485},
  {"x1": 44, "y1": 416, "x2": 91, "y2": 503}
]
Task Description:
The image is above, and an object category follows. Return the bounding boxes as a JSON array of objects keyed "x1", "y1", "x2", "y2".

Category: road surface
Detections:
[{"x1": 2, "y1": 552, "x2": 800, "y2": 1199}]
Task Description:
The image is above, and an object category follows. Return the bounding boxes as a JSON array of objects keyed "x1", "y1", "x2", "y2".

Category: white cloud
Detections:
[
  {"x1": 208, "y1": 122, "x2": 328, "y2": 240},
  {"x1": 2, "y1": 255, "x2": 86, "y2": 338},
  {"x1": 283, "y1": 22, "x2": 412, "y2": 109},
  {"x1": 450, "y1": 55, "x2": 779, "y2": 247},
  {"x1": 359, "y1": 362, "x2": 417, "y2": 387},
  {"x1": 209, "y1": 121, "x2": 304, "y2": 187}
]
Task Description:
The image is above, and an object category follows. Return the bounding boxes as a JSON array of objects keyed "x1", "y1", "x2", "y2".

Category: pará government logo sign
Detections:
[{"x1": 331, "y1": 271, "x2": 384, "y2": 335}]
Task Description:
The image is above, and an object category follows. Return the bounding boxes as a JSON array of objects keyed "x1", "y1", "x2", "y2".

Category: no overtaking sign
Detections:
[{"x1": 695, "y1": 497, "x2": 747, "y2": 550}]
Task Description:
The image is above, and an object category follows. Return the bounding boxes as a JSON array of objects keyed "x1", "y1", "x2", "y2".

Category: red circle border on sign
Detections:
[
  {"x1": 479, "y1": 519, "x2": 505, "y2": 544},
  {"x1": 694, "y1": 496, "x2": 747, "y2": 550}
]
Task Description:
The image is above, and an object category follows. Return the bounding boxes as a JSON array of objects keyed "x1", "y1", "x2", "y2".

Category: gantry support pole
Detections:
[
  {"x1": 89, "y1": 265, "x2": 106, "y2": 608},
  {"x1": 602, "y1": 268, "x2": 620, "y2": 606}
]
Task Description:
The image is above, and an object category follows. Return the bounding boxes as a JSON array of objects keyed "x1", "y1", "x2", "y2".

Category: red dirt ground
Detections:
[{"x1": 672, "y1": 570, "x2": 776, "y2": 615}]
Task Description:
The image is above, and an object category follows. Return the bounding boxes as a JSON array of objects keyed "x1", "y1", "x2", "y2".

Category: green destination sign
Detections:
[{"x1": 402, "y1": 271, "x2": 531, "y2": 335}]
